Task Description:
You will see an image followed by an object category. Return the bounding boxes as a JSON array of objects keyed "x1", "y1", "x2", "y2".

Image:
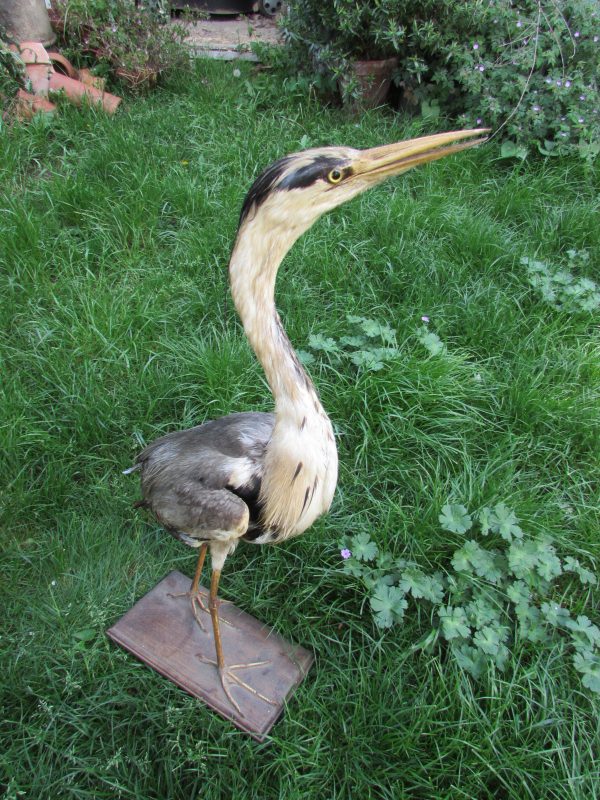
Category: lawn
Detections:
[{"x1": 1, "y1": 60, "x2": 599, "y2": 799}]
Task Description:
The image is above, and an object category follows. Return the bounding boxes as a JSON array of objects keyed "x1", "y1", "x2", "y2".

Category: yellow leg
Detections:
[
  {"x1": 190, "y1": 544, "x2": 207, "y2": 595},
  {"x1": 198, "y1": 567, "x2": 276, "y2": 716},
  {"x1": 168, "y1": 544, "x2": 208, "y2": 630}
]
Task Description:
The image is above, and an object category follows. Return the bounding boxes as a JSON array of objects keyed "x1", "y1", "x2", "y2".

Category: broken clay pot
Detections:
[
  {"x1": 14, "y1": 89, "x2": 56, "y2": 120},
  {"x1": 48, "y1": 71, "x2": 122, "y2": 114}
]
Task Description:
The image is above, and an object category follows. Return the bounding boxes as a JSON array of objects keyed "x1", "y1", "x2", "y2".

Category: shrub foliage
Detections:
[
  {"x1": 49, "y1": 0, "x2": 190, "y2": 91},
  {"x1": 282, "y1": 0, "x2": 600, "y2": 158}
]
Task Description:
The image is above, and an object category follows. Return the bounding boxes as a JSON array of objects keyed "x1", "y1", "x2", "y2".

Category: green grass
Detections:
[{"x1": 1, "y1": 61, "x2": 599, "y2": 799}]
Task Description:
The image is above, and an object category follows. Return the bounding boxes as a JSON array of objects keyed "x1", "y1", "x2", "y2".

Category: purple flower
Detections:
[
  {"x1": 574, "y1": 31, "x2": 580, "y2": 38},
  {"x1": 341, "y1": 548, "x2": 352, "y2": 560},
  {"x1": 478, "y1": 64, "x2": 485, "y2": 72},
  {"x1": 517, "y1": 20, "x2": 523, "y2": 28},
  {"x1": 556, "y1": 80, "x2": 562, "y2": 87},
  {"x1": 421, "y1": 315, "x2": 430, "y2": 323},
  {"x1": 580, "y1": 94, "x2": 586, "y2": 100},
  {"x1": 476, "y1": 118, "x2": 483, "y2": 125},
  {"x1": 578, "y1": 117, "x2": 585, "y2": 123},
  {"x1": 532, "y1": 104, "x2": 541, "y2": 112},
  {"x1": 565, "y1": 80, "x2": 571, "y2": 88},
  {"x1": 473, "y1": 42, "x2": 479, "y2": 50}
]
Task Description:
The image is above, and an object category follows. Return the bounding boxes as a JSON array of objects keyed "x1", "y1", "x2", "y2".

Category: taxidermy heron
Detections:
[{"x1": 126, "y1": 129, "x2": 486, "y2": 714}]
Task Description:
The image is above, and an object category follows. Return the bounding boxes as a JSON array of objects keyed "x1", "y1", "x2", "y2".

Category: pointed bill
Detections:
[{"x1": 355, "y1": 128, "x2": 489, "y2": 181}]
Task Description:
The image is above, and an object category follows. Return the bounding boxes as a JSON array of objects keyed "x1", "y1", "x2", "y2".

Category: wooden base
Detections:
[{"x1": 106, "y1": 570, "x2": 313, "y2": 741}]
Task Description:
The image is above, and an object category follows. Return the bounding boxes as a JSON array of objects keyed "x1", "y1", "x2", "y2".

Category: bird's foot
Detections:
[
  {"x1": 168, "y1": 589, "x2": 237, "y2": 630},
  {"x1": 168, "y1": 589, "x2": 209, "y2": 631},
  {"x1": 196, "y1": 655, "x2": 277, "y2": 716}
]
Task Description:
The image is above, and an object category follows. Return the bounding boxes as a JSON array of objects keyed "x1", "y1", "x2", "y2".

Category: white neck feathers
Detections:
[{"x1": 228, "y1": 199, "x2": 338, "y2": 538}]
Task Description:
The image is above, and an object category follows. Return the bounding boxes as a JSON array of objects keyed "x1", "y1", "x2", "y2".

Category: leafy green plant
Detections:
[
  {"x1": 282, "y1": 0, "x2": 405, "y2": 63},
  {"x1": 282, "y1": 0, "x2": 600, "y2": 158},
  {"x1": 0, "y1": 30, "x2": 28, "y2": 107},
  {"x1": 49, "y1": 0, "x2": 191, "y2": 92},
  {"x1": 340, "y1": 501, "x2": 599, "y2": 692},
  {"x1": 522, "y1": 250, "x2": 600, "y2": 314},
  {"x1": 299, "y1": 314, "x2": 447, "y2": 372}
]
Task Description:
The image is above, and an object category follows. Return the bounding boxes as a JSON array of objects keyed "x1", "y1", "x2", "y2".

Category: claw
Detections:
[
  {"x1": 197, "y1": 654, "x2": 276, "y2": 716},
  {"x1": 168, "y1": 589, "x2": 208, "y2": 631}
]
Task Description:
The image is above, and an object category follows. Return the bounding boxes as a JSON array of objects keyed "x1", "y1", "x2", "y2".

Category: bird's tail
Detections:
[{"x1": 122, "y1": 463, "x2": 141, "y2": 475}]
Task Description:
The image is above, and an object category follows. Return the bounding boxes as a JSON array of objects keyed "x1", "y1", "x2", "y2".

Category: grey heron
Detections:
[{"x1": 126, "y1": 129, "x2": 487, "y2": 713}]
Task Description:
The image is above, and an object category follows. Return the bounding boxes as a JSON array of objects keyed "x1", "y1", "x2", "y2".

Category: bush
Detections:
[
  {"x1": 0, "y1": 29, "x2": 28, "y2": 107},
  {"x1": 49, "y1": 0, "x2": 190, "y2": 92},
  {"x1": 282, "y1": 0, "x2": 600, "y2": 159}
]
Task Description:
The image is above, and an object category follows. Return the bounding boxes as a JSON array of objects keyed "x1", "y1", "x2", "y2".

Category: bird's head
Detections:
[{"x1": 237, "y1": 128, "x2": 488, "y2": 239}]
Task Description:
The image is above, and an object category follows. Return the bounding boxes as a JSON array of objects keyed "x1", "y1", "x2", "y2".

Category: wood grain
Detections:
[{"x1": 106, "y1": 571, "x2": 313, "y2": 741}]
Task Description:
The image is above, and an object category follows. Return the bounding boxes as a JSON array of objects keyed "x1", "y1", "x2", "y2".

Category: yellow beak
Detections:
[{"x1": 354, "y1": 128, "x2": 489, "y2": 180}]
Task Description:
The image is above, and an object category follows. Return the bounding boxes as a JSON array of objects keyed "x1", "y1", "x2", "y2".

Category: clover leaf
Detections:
[
  {"x1": 351, "y1": 532, "x2": 378, "y2": 562},
  {"x1": 297, "y1": 349, "x2": 316, "y2": 365},
  {"x1": 479, "y1": 506, "x2": 494, "y2": 536},
  {"x1": 566, "y1": 615, "x2": 600, "y2": 649},
  {"x1": 573, "y1": 650, "x2": 600, "y2": 694},
  {"x1": 452, "y1": 540, "x2": 504, "y2": 583},
  {"x1": 473, "y1": 625, "x2": 506, "y2": 656},
  {"x1": 371, "y1": 585, "x2": 408, "y2": 628},
  {"x1": 515, "y1": 603, "x2": 547, "y2": 643},
  {"x1": 452, "y1": 643, "x2": 487, "y2": 679},
  {"x1": 340, "y1": 335, "x2": 367, "y2": 348},
  {"x1": 342, "y1": 557, "x2": 366, "y2": 578},
  {"x1": 541, "y1": 601, "x2": 571, "y2": 627},
  {"x1": 506, "y1": 580, "x2": 531, "y2": 606},
  {"x1": 564, "y1": 557, "x2": 597, "y2": 586},
  {"x1": 438, "y1": 605, "x2": 471, "y2": 641},
  {"x1": 466, "y1": 596, "x2": 501, "y2": 628},
  {"x1": 349, "y1": 350, "x2": 385, "y2": 371},
  {"x1": 417, "y1": 327, "x2": 445, "y2": 356},
  {"x1": 308, "y1": 334, "x2": 340, "y2": 354},
  {"x1": 347, "y1": 315, "x2": 396, "y2": 344},
  {"x1": 439, "y1": 503, "x2": 473, "y2": 534},
  {"x1": 399, "y1": 568, "x2": 445, "y2": 603},
  {"x1": 490, "y1": 502, "x2": 523, "y2": 541},
  {"x1": 507, "y1": 539, "x2": 539, "y2": 579}
]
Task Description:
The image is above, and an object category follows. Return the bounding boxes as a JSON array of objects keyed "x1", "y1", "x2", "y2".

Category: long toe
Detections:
[
  {"x1": 196, "y1": 654, "x2": 276, "y2": 715},
  {"x1": 168, "y1": 590, "x2": 208, "y2": 631},
  {"x1": 226, "y1": 662, "x2": 277, "y2": 707}
]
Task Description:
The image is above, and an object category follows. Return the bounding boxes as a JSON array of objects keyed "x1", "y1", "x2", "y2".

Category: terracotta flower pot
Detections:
[
  {"x1": 14, "y1": 89, "x2": 56, "y2": 120},
  {"x1": 0, "y1": 0, "x2": 55, "y2": 47},
  {"x1": 48, "y1": 72, "x2": 122, "y2": 114},
  {"x1": 340, "y1": 56, "x2": 398, "y2": 111},
  {"x1": 78, "y1": 68, "x2": 106, "y2": 91},
  {"x1": 48, "y1": 52, "x2": 78, "y2": 79}
]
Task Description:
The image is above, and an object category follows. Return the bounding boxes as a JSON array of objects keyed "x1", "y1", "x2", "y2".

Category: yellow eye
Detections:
[{"x1": 327, "y1": 168, "x2": 344, "y2": 184}]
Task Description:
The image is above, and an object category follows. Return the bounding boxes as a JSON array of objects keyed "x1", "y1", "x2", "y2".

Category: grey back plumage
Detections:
[{"x1": 134, "y1": 412, "x2": 275, "y2": 545}]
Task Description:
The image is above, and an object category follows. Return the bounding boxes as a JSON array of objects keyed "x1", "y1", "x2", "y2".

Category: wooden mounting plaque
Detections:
[{"x1": 106, "y1": 570, "x2": 313, "y2": 742}]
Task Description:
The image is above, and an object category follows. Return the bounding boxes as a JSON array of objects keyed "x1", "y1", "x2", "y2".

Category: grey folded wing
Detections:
[{"x1": 132, "y1": 411, "x2": 275, "y2": 545}]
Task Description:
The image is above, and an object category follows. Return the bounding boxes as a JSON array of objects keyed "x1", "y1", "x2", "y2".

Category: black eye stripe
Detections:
[
  {"x1": 278, "y1": 157, "x2": 344, "y2": 191},
  {"x1": 239, "y1": 155, "x2": 352, "y2": 227}
]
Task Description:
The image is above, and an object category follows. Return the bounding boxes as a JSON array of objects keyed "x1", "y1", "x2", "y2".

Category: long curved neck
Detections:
[
  {"x1": 228, "y1": 207, "x2": 338, "y2": 539},
  {"x1": 228, "y1": 214, "x2": 321, "y2": 418}
]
